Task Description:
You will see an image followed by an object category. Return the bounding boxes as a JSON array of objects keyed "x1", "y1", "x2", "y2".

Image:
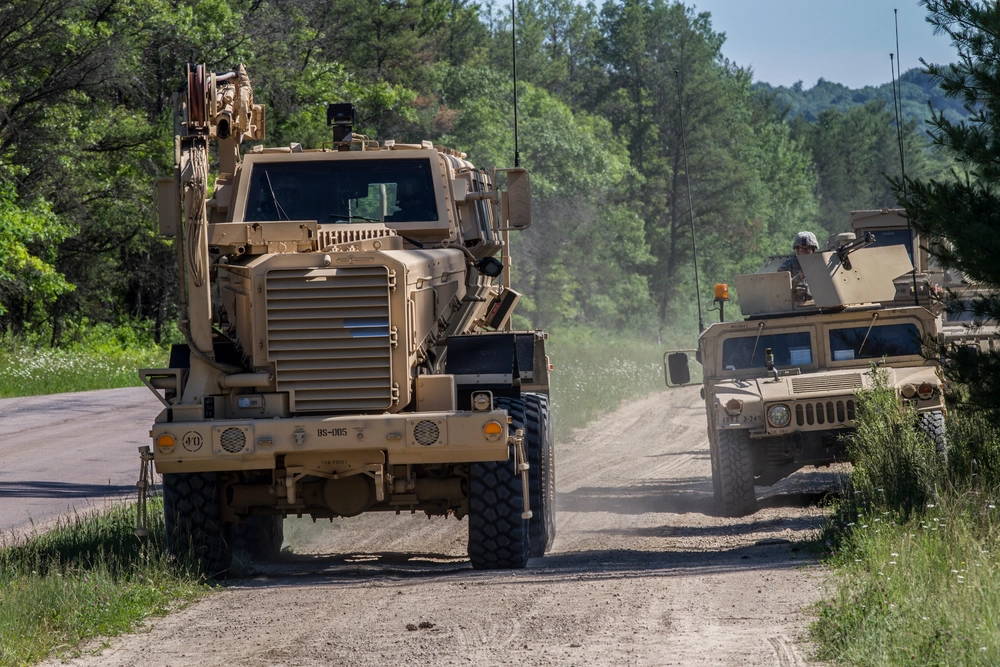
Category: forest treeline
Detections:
[{"x1": 0, "y1": 0, "x2": 951, "y2": 343}]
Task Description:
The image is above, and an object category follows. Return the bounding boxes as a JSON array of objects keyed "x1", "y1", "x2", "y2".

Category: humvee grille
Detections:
[
  {"x1": 794, "y1": 399, "x2": 856, "y2": 427},
  {"x1": 266, "y1": 266, "x2": 393, "y2": 413},
  {"x1": 791, "y1": 373, "x2": 863, "y2": 394}
]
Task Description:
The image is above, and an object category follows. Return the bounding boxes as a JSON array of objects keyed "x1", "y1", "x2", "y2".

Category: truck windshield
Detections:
[
  {"x1": 721, "y1": 332, "x2": 812, "y2": 371},
  {"x1": 829, "y1": 322, "x2": 922, "y2": 361},
  {"x1": 244, "y1": 158, "x2": 438, "y2": 223},
  {"x1": 867, "y1": 228, "x2": 914, "y2": 264}
]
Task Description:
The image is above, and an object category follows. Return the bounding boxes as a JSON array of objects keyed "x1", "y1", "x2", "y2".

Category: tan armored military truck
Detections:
[
  {"x1": 138, "y1": 65, "x2": 554, "y2": 575},
  {"x1": 665, "y1": 240, "x2": 946, "y2": 516}
]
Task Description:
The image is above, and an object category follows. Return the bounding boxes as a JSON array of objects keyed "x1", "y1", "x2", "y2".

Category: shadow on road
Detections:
[{"x1": 0, "y1": 481, "x2": 135, "y2": 498}]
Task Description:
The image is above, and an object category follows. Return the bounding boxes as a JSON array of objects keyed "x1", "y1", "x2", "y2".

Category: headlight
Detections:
[
  {"x1": 767, "y1": 404, "x2": 791, "y2": 428},
  {"x1": 900, "y1": 383, "x2": 917, "y2": 399}
]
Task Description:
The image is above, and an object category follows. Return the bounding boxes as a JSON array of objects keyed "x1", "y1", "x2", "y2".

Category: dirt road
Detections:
[
  {"x1": 55, "y1": 387, "x2": 837, "y2": 666},
  {"x1": 0, "y1": 388, "x2": 158, "y2": 535}
]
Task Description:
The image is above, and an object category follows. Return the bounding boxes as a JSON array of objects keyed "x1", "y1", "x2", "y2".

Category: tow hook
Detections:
[
  {"x1": 511, "y1": 428, "x2": 533, "y2": 520},
  {"x1": 135, "y1": 446, "x2": 155, "y2": 538}
]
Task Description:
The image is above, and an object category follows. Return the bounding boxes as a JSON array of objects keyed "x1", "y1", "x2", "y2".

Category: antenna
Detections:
[
  {"x1": 675, "y1": 68, "x2": 705, "y2": 333},
  {"x1": 891, "y1": 8, "x2": 920, "y2": 306},
  {"x1": 511, "y1": 0, "x2": 520, "y2": 167}
]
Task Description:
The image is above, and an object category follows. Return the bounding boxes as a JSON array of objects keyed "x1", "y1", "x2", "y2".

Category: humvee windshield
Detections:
[
  {"x1": 829, "y1": 322, "x2": 921, "y2": 361},
  {"x1": 722, "y1": 331, "x2": 812, "y2": 370},
  {"x1": 244, "y1": 158, "x2": 438, "y2": 223}
]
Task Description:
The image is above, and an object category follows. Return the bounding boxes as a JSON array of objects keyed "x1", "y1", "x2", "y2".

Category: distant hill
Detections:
[{"x1": 754, "y1": 68, "x2": 971, "y2": 127}]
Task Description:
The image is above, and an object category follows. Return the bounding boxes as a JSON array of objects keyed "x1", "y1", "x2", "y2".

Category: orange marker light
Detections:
[
  {"x1": 482, "y1": 420, "x2": 504, "y2": 440},
  {"x1": 155, "y1": 434, "x2": 176, "y2": 451},
  {"x1": 714, "y1": 283, "x2": 730, "y2": 301}
]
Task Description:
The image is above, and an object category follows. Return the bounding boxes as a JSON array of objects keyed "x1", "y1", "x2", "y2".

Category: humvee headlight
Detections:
[
  {"x1": 482, "y1": 420, "x2": 504, "y2": 440},
  {"x1": 724, "y1": 398, "x2": 743, "y2": 416},
  {"x1": 900, "y1": 383, "x2": 917, "y2": 399},
  {"x1": 917, "y1": 382, "x2": 936, "y2": 400},
  {"x1": 471, "y1": 391, "x2": 493, "y2": 412},
  {"x1": 155, "y1": 433, "x2": 176, "y2": 452},
  {"x1": 767, "y1": 404, "x2": 791, "y2": 428}
]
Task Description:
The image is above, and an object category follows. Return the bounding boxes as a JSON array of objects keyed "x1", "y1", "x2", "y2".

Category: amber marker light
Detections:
[
  {"x1": 724, "y1": 398, "x2": 743, "y2": 416},
  {"x1": 482, "y1": 420, "x2": 504, "y2": 441},
  {"x1": 714, "y1": 283, "x2": 730, "y2": 301},
  {"x1": 155, "y1": 434, "x2": 176, "y2": 452},
  {"x1": 917, "y1": 382, "x2": 936, "y2": 400}
]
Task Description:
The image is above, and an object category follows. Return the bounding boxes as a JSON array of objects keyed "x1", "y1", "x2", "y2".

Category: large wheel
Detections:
[
  {"x1": 714, "y1": 429, "x2": 757, "y2": 517},
  {"x1": 232, "y1": 515, "x2": 284, "y2": 561},
  {"x1": 917, "y1": 409, "x2": 948, "y2": 459},
  {"x1": 467, "y1": 397, "x2": 530, "y2": 570},
  {"x1": 162, "y1": 472, "x2": 232, "y2": 577},
  {"x1": 499, "y1": 394, "x2": 555, "y2": 557}
]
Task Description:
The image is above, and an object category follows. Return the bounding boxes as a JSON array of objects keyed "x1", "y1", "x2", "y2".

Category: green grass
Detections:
[
  {"x1": 813, "y1": 374, "x2": 1000, "y2": 665},
  {"x1": 0, "y1": 500, "x2": 208, "y2": 665},
  {"x1": 0, "y1": 325, "x2": 168, "y2": 397},
  {"x1": 545, "y1": 326, "x2": 675, "y2": 437}
]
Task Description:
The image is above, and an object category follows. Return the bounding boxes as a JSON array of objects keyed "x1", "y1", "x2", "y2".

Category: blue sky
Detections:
[{"x1": 689, "y1": 0, "x2": 957, "y2": 88}]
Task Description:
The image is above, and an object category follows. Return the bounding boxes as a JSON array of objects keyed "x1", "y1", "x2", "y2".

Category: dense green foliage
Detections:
[
  {"x1": 0, "y1": 500, "x2": 207, "y2": 665},
  {"x1": 813, "y1": 379, "x2": 1000, "y2": 665},
  {"x1": 896, "y1": 0, "x2": 1000, "y2": 409},
  {"x1": 0, "y1": 0, "x2": 946, "y2": 347}
]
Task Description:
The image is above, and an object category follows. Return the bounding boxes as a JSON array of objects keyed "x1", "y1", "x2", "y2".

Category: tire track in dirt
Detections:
[{"x1": 53, "y1": 387, "x2": 837, "y2": 666}]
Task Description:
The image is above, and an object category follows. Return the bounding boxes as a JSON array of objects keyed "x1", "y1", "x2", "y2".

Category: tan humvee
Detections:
[
  {"x1": 665, "y1": 241, "x2": 946, "y2": 516},
  {"x1": 138, "y1": 65, "x2": 554, "y2": 575}
]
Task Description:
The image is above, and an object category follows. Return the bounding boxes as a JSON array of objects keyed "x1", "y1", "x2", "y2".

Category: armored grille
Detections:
[
  {"x1": 794, "y1": 399, "x2": 856, "y2": 427},
  {"x1": 266, "y1": 266, "x2": 393, "y2": 413},
  {"x1": 317, "y1": 224, "x2": 397, "y2": 250},
  {"x1": 413, "y1": 420, "x2": 441, "y2": 446},
  {"x1": 219, "y1": 427, "x2": 247, "y2": 453},
  {"x1": 791, "y1": 373, "x2": 863, "y2": 394}
]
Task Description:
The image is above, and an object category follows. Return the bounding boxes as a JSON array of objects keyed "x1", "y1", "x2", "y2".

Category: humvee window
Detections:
[
  {"x1": 829, "y1": 322, "x2": 921, "y2": 361},
  {"x1": 867, "y1": 229, "x2": 914, "y2": 263},
  {"x1": 945, "y1": 300, "x2": 977, "y2": 323},
  {"x1": 244, "y1": 158, "x2": 438, "y2": 223},
  {"x1": 722, "y1": 331, "x2": 812, "y2": 370}
]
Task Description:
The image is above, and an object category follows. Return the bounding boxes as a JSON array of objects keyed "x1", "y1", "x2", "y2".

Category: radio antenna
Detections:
[
  {"x1": 675, "y1": 68, "x2": 705, "y2": 333},
  {"x1": 891, "y1": 8, "x2": 920, "y2": 305},
  {"x1": 511, "y1": 0, "x2": 521, "y2": 167}
]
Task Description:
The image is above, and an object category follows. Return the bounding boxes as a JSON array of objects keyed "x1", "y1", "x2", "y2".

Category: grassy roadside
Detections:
[
  {"x1": 544, "y1": 326, "x2": 675, "y2": 438},
  {"x1": 812, "y1": 378, "x2": 1000, "y2": 665},
  {"x1": 0, "y1": 325, "x2": 169, "y2": 398},
  {"x1": 0, "y1": 501, "x2": 208, "y2": 665}
]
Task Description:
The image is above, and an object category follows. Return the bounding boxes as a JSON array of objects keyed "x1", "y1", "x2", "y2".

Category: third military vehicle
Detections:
[
  {"x1": 665, "y1": 238, "x2": 946, "y2": 516},
  {"x1": 138, "y1": 65, "x2": 553, "y2": 575}
]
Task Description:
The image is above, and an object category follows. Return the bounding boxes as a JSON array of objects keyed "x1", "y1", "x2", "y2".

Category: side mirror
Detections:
[
  {"x1": 500, "y1": 168, "x2": 532, "y2": 230},
  {"x1": 664, "y1": 351, "x2": 692, "y2": 387}
]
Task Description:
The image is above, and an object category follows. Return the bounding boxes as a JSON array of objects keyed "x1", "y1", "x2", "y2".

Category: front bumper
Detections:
[{"x1": 151, "y1": 409, "x2": 510, "y2": 473}]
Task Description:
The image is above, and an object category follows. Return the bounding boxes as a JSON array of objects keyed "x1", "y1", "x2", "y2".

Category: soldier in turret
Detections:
[{"x1": 779, "y1": 231, "x2": 819, "y2": 302}]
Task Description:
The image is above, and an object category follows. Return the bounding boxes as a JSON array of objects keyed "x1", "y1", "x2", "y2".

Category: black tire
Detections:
[
  {"x1": 522, "y1": 393, "x2": 555, "y2": 557},
  {"x1": 714, "y1": 429, "x2": 757, "y2": 517},
  {"x1": 467, "y1": 397, "x2": 530, "y2": 569},
  {"x1": 917, "y1": 409, "x2": 948, "y2": 459},
  {"x1": 232, "y1": 515, "x2": 284, "y2": 561},
  {"x1": 162, "y1": 472, "x2": 232, "y2": 577}
]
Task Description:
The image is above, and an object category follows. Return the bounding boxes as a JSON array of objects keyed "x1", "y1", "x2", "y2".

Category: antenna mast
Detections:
[
  {"x1": 511, "y1": 0, "x2": 520, "y2": 167},
  {"x1": 675, "y1": 68, "x2": 705, "y2": 333},
  {"x1": 891, "y1": 8, "x2": 920, "y2": 306}
]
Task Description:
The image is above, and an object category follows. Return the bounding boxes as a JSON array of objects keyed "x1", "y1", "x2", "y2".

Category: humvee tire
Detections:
[
  {"x1": 468, "y1": 397, "x2": 531, "y2": 569},
  {"x1": 233, "y1": 515, "x2": 284, "y2": 561},
  {"x1": 917, "y1": 409, "x2": 948, "y2": 458},
  {"x1": 163, "y1": 472, "x2": 232, "y2": 576},
  {"x1": 714, "y1": 429, "x2": 757, "y2": 517},
  {"x1": 500, "y1": 394, "x2": 555, "y2": 557}
]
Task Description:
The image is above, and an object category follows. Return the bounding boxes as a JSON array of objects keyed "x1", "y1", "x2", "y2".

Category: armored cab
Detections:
[
  {"x1": 139, "y1": 65, "x2": 554, "y2": 575},
  {"x1": 665, "y1": 238, "x2": 946, "y2": 516}
]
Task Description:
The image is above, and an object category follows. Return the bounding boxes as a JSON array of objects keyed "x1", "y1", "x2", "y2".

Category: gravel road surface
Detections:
[
  {"x1": 53, "y1": 386, "x2": 837, "y2": 666},
  {"x1": 0, "y1": 387, "x2": 158, "y2": 536}
]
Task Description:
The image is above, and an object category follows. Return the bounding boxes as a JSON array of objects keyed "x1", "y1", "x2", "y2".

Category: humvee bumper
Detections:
[{"x1": 150, "y1": 409, "x2": 510, "y2": 474}]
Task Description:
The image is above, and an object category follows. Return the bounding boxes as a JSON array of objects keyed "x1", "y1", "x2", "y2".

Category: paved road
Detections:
[
  {"x1": 0, "y1": 387, "x2": 160, "y2": 536},
  {"x1": 57, "y1": 388, "x2": 835, "y2": 666}
]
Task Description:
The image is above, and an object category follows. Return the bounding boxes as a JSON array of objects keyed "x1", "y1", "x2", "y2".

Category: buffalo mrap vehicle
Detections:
[{"x1": 139, "y1": 65, "x2": 554, "y2": 575}]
